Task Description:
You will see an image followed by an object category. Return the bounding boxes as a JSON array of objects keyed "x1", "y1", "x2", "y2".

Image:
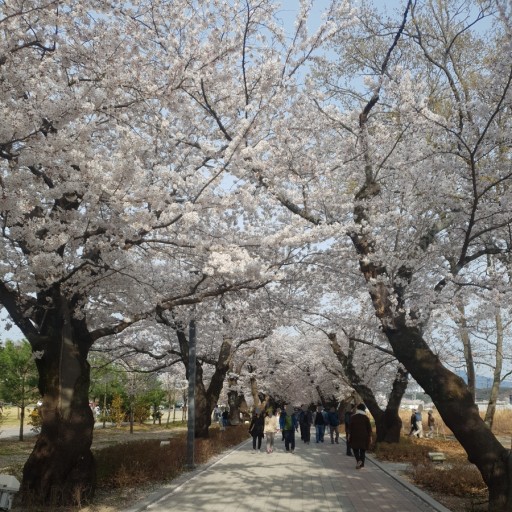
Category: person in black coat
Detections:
[
  {"x1": 249, "y1": 410, "x2": 264, "y2": 451},
  {"x1": 344, "y1": 404, "x2": 355, "y2": 456},
  {"x1": 347, "y1": 403, "x2": 372, "y2": 469}
]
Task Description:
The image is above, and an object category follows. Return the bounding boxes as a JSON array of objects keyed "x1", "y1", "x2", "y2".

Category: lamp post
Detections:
[{"x1": 186, "y1": 319, "x2": 197, "y2": 469}]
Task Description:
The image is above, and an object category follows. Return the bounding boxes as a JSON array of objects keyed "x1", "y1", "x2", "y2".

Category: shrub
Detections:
[
  {"x1": 374, "y1": 436, "x2": 432, "y2": 463},
  {"x1": 94, "y1": 425, "x2": 250, "y2": 489},
  {"x1": 133, "y1": 400, "x2": 151, "y2": 425},
  {"x1": 28, "y1": 408, "x2": 42, "y2": 433},
  {"x1": 409, "y1": 460, "x2": 486, "y2": 497},
  {"x1": 110, "y1": 395, "x2": 125, "y2": 426}
]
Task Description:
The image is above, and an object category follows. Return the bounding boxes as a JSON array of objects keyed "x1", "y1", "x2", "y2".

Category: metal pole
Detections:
[{"x1": 187, "y1": 319, "x2": 196, "y2": 469}]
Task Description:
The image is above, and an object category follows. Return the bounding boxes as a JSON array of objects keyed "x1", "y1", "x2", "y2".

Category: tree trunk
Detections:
[
  {"x1": 352, "y1": 373, "x2": 405, "y2": 444},
  {"x1": 372, "y1": 408, "x2": 402, "y2": 443},
  {"x1": 250, "y1": 375, "x2": 259, "y2": 406},
  {"x1": 194, "y1": 361, "x2": 211, "y2": 438},
  {"x1": 484, "y1": 308, "x2": 504, "y2": 429},
  {"x1": 177, "y1": 327, "x2": 233, "y2": 438},
  {"x1": 227, "y1": 383, "x2": 241, "y2": 425},
  {"x1": 329, "y1": 333, "x2": 406, "y2": 443},
  {"x1": 18, "y1": 394, "x2": 25, "y2": 442},
  {"x1": 237, "y1": 393, "x2": 249, "y2": 421},
  {"x1": 315, "y1": 385, "x2": 327, "y2": 406},
  {"x1": 21, "y1": 295, "x2": 95, "y2": 507},
  {"x1": 373, "y1": 368, "x2": 407, "y2": 443},
  {"x1": 385, "y1": 320, "x2": 512, "y2": 511},
  {"x1": 226, "y1": 373, "x2": 249, "y2": 426},
  {"x1": 454, "y1": 300, "x2": 476, "y2": 401}
]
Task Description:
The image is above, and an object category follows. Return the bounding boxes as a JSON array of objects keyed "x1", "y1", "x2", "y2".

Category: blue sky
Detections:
[{"x1": 278, "y1": 0, "x2": 408, "y2": 28}]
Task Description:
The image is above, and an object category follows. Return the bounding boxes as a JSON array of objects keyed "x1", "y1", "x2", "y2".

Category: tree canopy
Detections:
[{"x1": 1, "y1": 0, "x2": 512, "y2": 509}]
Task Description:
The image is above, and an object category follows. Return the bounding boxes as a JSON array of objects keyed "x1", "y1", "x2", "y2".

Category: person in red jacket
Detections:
[{"x1": 347, "y1": 403, "x2": 372, "y2": 469}]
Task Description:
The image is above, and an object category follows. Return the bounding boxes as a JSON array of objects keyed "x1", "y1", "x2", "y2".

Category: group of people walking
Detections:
[
  {"x1": 408, "y1": 409, "x2": 436, "y2": 438},
  {"x1": 247, "y1": 402, "x2": 373, "y2": 470},
  {"x1": 247, "y1": 402, "x2": 437, "y2": 471},
  {"x1": 213, "y1": 404, "x2": 230, "y2": 430},
  {"x1": 310, "y1": 405, "x2": 342, "y2": 444},
  {"x1": 248, "y1": 405, "x2": 298, "y2": 453}
]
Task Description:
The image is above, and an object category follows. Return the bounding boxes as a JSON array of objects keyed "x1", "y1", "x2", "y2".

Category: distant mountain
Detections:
[{"x1": 456, "y1": 371, "x2": 512, "y2": 389}]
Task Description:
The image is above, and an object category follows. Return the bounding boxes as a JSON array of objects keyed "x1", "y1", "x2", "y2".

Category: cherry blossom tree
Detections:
[
  {"x1": 0, "y1": 0, "x2": 351, "y2": 504},
  {"x1": 7, "y1": 1, "x2": 512, "y2": 510},
  {"x1": 435, "y1": 280, "x2": 512, "y2": 427},
  {"x1": 236, "y1": 1, "x2": 512, "y2": 509},
  {"x1": 284, "y1": 3, "x2": 511, "y2": 510}
]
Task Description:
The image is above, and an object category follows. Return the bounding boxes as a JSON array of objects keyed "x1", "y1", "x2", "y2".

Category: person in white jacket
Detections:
[{"x1": 264, "y1": 408, "x2": 279, "y2": 453}]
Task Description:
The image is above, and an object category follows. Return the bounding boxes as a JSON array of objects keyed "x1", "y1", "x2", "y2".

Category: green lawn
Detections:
[{"x1": 0, "y1": 405, "x2": 34, "y2": 429}]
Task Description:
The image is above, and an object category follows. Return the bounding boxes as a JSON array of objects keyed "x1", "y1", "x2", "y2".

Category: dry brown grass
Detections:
[
  {"x1": 95, "y1": 425, "x2": 248, "y2": 489},
  {"x1": 490, "y1": 409, "x2": 512, "y2": 437},
  {"x1": 398, "y1": 407, "x2": 512, "y2": 438},
  {"x1": 375, "y1": 433, "x2": 488, "y2": 511}
]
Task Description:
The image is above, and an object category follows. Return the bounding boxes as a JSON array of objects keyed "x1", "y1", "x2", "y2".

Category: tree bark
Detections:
[
  {"x1": 193, "y1": 361, "x2": 212, "y2": 438},
  {"x1": 329, "y1": 333, "x2": 406, "y2": 443},
  {"x1": 484, "y1": 308, "x2": 504, "y2": 429},
  {"x1": 386, "y1": 321, "x2": 512, "y2": 510},
  {"x1": 454, "y1": 300, "x2": 476, "y2": 401},
  {"x1": 18, "y1": 399, "x2": 25, "y2": 442},
  {"x1": 21, "y1": 293, "x2": 95, "y2": 506},
  {"x1": 178, "y1": 329, "x2": 234, "y2": 438},
  {"x1": 227, "y1": 377, "x2": 241, "y2": 426},
  {"x1": 376, "y1": 368, "x2": 407, "y2": 443}
]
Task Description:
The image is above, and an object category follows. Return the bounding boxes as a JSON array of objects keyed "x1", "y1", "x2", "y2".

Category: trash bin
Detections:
[{"x1": 0, "y1": 475, "x2": 20, "y2": 511}]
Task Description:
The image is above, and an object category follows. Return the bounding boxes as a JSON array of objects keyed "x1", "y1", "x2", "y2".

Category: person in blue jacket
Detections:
[
  {"x1": 314, "y1": 405, "x2": 326, "y2": 443},
  {"x1": 279, "y1": 405, "x2": 299, "y2": 453},
  {"x1": 327, "y1": 406, "x2": 340, "y2": 444}
]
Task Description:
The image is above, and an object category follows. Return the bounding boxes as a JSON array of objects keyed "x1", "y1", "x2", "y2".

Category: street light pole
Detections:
[{"x1": 186, "y1": 319, "x2": 196, "y2": 469}]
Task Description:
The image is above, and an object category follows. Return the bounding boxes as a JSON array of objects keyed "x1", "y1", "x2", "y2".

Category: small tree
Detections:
[
  {"x1": 133, "y1": 399, "x2": 151, "y2": 424},
  {"x1": 28, "y1": 407, "x2": 42, "y2": 434},
  {"x1": 110, "y1": 395, "x2": 125, "y2": 427},
  {"x1": 89, "y1": 356, "x2": 130, "y2": 428},
  {"x1": 0, "y1": 340, "x2": 39, "y2": 441}
]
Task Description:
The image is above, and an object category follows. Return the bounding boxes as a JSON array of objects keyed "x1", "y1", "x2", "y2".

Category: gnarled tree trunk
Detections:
[
  {"x1": 329, "y1": 333, "x2": 406, "y2": 443},
  {"x1": 373, "y1": 368, "x2": 407, "y2": 443},
  {"x1": 384, "y1": 321, "x2": 512, "y2": 511},
  {"x1": 193, "y1": 362, "x2": 212, "y2": 438},
  {"x1": 177, "y1": 327, "x2": 234, "y2": 438},
  {"x1": 22, "y1": 294, "x2": 95, "y2": 506},
  {"x1": 227, "y1": 376, "x2": 242, "y2": 425}
]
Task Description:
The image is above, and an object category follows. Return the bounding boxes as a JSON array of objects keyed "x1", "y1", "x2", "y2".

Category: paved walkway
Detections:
[{"x1": 123, "y1": 435, "x2": 452, "y2": 512}]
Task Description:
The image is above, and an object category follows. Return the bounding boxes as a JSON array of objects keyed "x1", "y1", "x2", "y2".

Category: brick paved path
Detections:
[{"x1": 124, "y1": 436, "x2": 451, "y2": 512}]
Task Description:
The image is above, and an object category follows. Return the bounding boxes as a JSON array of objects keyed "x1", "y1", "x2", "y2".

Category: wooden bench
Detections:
[{"x1": 428, "y1": 452, "x2": 446, "y2": 463}]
